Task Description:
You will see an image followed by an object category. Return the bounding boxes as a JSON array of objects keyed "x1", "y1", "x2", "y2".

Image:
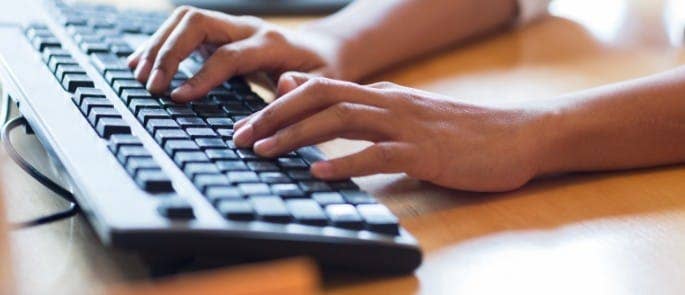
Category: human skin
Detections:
[{"x1": 128, "y1": 1, "x2": 685, "y2": 192}]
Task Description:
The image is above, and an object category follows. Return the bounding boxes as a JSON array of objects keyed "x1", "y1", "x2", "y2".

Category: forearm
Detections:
[
  {"x1": 303, "y1": 0, "x2": 519, "y2": 81},
  {"x1": 536, "y1": 67, "x2": 685, "y2": 175}
]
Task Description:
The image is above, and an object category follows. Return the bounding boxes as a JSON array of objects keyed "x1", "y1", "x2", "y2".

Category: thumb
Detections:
[{"x1": 276, "y1": 71, "x2": 320, "y2": 96}]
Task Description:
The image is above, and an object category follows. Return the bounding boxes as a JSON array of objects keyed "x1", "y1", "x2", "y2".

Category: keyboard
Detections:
[
  {"x1": 0, "y1": 0, "x2": 421, "y2": 272},
  {"x1": 170, "y1": 0, "x2": 352, "y2": 15}
]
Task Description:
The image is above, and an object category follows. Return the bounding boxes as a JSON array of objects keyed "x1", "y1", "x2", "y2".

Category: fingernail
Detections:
[
  {"x1": 311, "y1": 161, "x2": 334, "y2": 178},
  {"x1": 254, "y1": 137, "x2": 276, "y2": 155},
  {"x1": 147, "y1": 69, "x2": 166, "y2": 92},
  {"x1": 233, "y1": 123, "x2": 254, "y2": 146}
]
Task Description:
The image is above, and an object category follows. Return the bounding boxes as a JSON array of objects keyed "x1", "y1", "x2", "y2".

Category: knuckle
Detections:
[
  {"x1": 304, "y1": 77, "x2": 333, "y2": 93},
  {"x1": 331, "y1": 103, "x2": 355, "y2": 124},
  {"x1": 260, "y1": 28, "x2": 286, "y2": 43},
  {"x1": 374, "y1": 144, "x2": 396, "y2": 163},
  {"x1": 184, "y1": 9, "x2": 206, "y2": 25},
  {"x1": 175, "y1": 5, "x2": 194, "y2": 15}
]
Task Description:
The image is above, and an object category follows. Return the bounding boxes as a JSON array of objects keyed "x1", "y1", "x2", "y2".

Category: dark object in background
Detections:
[{"x1": 170, "y1": 0, "x2": 352, "y2": 15}]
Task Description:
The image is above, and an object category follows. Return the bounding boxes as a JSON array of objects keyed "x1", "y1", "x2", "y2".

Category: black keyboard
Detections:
[{"x1": 9, "y1": 0, "x2": 421, "y2": 272}]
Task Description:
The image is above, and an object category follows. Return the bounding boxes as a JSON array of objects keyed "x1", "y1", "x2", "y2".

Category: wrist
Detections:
[
  {"x1": 298, "y1": 21, "x2": 375, "y2": 81},
  {"x1": 526, "y1": 100, "x2": 580, "y2": 177}
]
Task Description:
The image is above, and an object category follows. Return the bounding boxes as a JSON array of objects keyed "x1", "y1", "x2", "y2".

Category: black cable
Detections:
[{"x1": 1, "y1": 116, "x2": 79, "y2": 229}]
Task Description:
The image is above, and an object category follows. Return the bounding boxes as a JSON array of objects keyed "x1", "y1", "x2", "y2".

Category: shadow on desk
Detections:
[{"x1": 366, "y1": 164, "x2": 685, "y2": 253}]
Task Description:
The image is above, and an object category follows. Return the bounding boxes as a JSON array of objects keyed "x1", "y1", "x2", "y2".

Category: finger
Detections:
[
  {"x1": 129, "y1": 6, "x2": 193, "y2": 81},
  {"x1": 310, "y1": 142, "x2": 416, "y2": 180},
  {"x1": 233, "y1": 71, "x2": 313, "y2": 131},
  {"x1": 276, "y1": 71, "x2": 319, "y2": 96},
  {"x1": 252, "y1": 103, "x2": 394, "y2": 157},
  {"x1": 234, "y1": 78, "x2": 391, "y2": 147},
  {"x1": 148, "y1": 12, "x2": 258, "y2": 93},
  {"x1": 147, "y1": 13, "x2": 218, "y2": 93},
  {"x1": 170, "y1": 40, "x2": 267, "y2": 101}
]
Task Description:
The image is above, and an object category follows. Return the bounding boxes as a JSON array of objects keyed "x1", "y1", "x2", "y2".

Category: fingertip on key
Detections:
[{"x1": 233, "y1": 123, "x2": 254, "y2": 147}]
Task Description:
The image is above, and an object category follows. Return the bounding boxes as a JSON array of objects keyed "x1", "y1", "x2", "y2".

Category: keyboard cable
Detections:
[{"x1": 1, "y1": 108, "x2": 80, "y2": 229}]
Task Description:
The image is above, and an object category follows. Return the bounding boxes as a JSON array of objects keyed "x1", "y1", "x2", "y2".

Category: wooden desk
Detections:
[{"x1": 4, "y1": 0, "x2": 685, "y2": 294}]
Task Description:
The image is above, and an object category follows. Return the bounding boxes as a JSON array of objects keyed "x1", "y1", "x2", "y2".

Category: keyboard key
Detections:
[
  {"x1": 96, "y1": 117, "x2": 130, "y2": 138},
  {"x1": 227, "y1": 171, "x2": 259, "y2": 183},
  {"x1": 286, "y1": 199, "x2": 327, "y2": 225},
  {"x1": 205, "y1": 149, "x2": 238, "y2": 161},
  {"x1": 176, "y1": 117, "x2": 206, "y2": 128},
  {"x1": 42, "y1": 47, "x2": 70, "y2": 64},
  {"x1": 238, "y1": 183, "x2": 271, "y2": 196},
  {"x1": 185, "y1": 127, "x2": 217, "y2": 138},
  {"x1": 340, "y1": 190, "x2": 377, "y2": 205},
  {"x1": 128, "y1": 98, "x2": 160, "y2": 112},
  {"x1": 32, "y1": 36, "x2": 61, "y2": 51},
  {"x1": 246, "y1": 161, "x2": 279, "y2": 172},
  {"x1": 194, "y1": 174, "x2": 229, "y2": 191},
  {"x1": 104, "y1": 70, "x2": 135, "y2": 85},
  {"x1": 55, "y1": 64, "x2": 86, "y2": 82},
  {"x1": 216, "y1": 161, "x2": 248, "y2": 173},
  {"x1": 146, "y1": 118, "x2": 180, "y2": 134},
  {"x1": 259, "y1": 172, "x2": 291, "y2": 184},
  {"x1": 195, "y1": 138, "x2": 227, "y2": 149},
  {"x1": 62, "y1": 74, "x2": 94, "y2": 92},
  {"x1": 298, "y1": 181, "x2": 332, "y2": 194},
  {"x1": 154, "y1": 129, "x2": 189, "y2": 144},
  {"x1": 166, "y1": 107, "x2": 196, "y2": 118},
  {"x1": 113, "y1": 79, "x2": 144, "y2": 95},
  {"x1": 357, "y1": 204, "x2": 399, "y2": 235},
  {"x1": 236, "y1": 149, "x2": 259, "y2": 160},
  {"x1": 80, "y1": 42, "x2": 110, "y2": 54},
  {"x1": 328, "y1": 180, "x2": 360, "y2": 191},
  {"x1": 125, "y1": 157, "x2": 160, "y2": 175},
  {"x1": 111, "y1": 43, "x2": 134, "y2": 57},
  {"x1": 183, "y1": 163, "x2": 220, "y2": 178},
  {"x1": 73, "y1": 88, "x2": 105, "y2": 106},
  {"x1": 164, "y1": 139, "x2": 199, "y2": 155},
  {"x1": 277, "y1": 158, "x2": 308, "y2": 169},
  {"x1": 157, "y1": 199, "x2": 194, "y2": 218},
  {"x1": 312, "y1": 192, "x2": 345, "y2": 206},
  {"x1": 216, "y1": 199, "x2": 254, "y2": 220},
  {"x1": 90, "y1": 52, "x2": 129, "y2": 74},
  {"x1": 116, "y1": 146, "x2": 150, "y2": 165},
  {"x1": 87, "y1": 107, "x2": 121, "y2": 126},
  {"x1": 206, "y1": 186, "x2": 243, "y2": 203},
  {"x1": 287, "y1": 170, "x2": 314, "y2": 181},
  {"x1": 79, "y1": 97, "x2": 111, "y2": 115},
  {"x1": 216, "y1": 128, "x2": 234, "y2": 139},
  {"x1": 137, "y1": 108, "x2": 170, "y2": 124},
  {"x1": 48, "y1": 56, "x2": 77, "y2": 73},
  {"x1": 325, "y1": 204, "x2": 363, "y2": 229},
  {"x1": 121, "y1": 88, "x2": 152, "y2": 104},
  {"x1": 270, "y1": 183, "x2": 304, "y2": 198},
  {"x1": 251, "y1": 196, "x2": 291, "y2": 223},
  {"x1": 108, "y1": 134, "x2": 142, "y2": 154},
  {"x1": 205, "y1": 117, "x2": 233, "y2": 128},
  {"x1": 174, "y1": 151, "x2": 210, "y2": 167}
]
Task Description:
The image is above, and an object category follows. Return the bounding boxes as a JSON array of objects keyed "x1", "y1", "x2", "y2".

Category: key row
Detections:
[{"x1": 108, "y1": 134, "x2": 174, "y2": 193}]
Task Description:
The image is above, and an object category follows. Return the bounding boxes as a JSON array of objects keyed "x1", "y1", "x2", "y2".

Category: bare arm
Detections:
[
  {"x1": 129, "y1": 0, "x2": 519, "y2": 100},
  {"x1": 306, "y1": 0, "x2": 519, "y2": 80},
  {"x1": 536, "y1": 67, "x2": 685, "y2": 175},
  {"x1": 231, "y1": 68, "x2": 685, "y2": 192}
]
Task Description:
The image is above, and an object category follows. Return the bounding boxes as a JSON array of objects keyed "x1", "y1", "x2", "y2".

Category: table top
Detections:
[{"x1": 4, "y1": 0, "x2": 685, "y2": 294}]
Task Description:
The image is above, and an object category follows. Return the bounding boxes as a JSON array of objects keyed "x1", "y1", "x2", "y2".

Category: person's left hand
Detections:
[{"x1": 233, "y1": 73, "x2": 548, "y2": 192}]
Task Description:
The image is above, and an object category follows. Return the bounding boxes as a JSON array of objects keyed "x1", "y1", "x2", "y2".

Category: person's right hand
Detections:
[{"x1": 127, "y1": 6, "x2": 343, "y2": 102}]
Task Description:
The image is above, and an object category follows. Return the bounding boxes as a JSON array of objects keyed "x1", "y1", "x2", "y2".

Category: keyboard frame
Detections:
[{"x1": 0, "y1": 0, "x2": 422, "y2": 273}]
